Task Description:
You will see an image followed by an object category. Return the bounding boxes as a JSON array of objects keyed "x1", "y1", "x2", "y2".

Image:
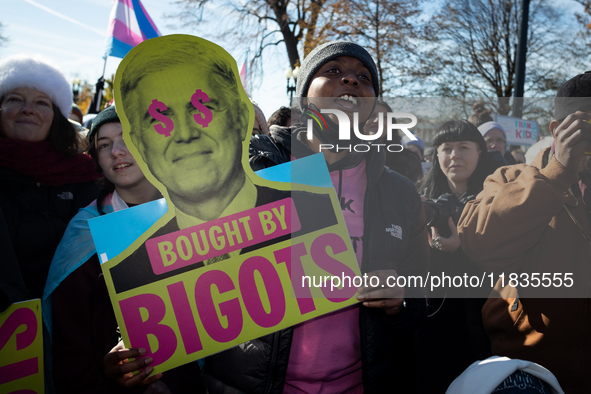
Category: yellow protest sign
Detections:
[
  {"x1": 0, "y1": 299, "x2": 44, "y2": 394},
  {"x1": 93, "y1": 34, "x2": 361, "y2": 375}
]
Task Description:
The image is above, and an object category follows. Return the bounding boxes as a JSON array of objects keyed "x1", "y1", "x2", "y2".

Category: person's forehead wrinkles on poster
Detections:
[
  {"x1": 116, "y1": 38, "x2": 253, "y2": 224},
  {"x1": 129, "y1": 65, "x2": 244, "y2": 197}
]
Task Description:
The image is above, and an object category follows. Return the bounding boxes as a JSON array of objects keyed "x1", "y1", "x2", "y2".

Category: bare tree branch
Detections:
[{"x1": 413, "y1": 0, "x2": 589, "y2": 114}]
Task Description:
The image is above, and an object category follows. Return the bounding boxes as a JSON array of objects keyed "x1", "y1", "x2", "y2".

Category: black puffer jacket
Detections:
[
  {"x1": 200, "y1": 129, "x2": 430, "y2": 393},
  {"x1": 0, "y1": 166, "x2": 100, "y2": 299}
]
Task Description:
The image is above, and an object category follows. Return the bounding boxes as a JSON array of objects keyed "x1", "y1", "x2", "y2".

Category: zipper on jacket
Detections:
[{"x1": 264, "y1": 332, "x2": 281, "y2": 394}]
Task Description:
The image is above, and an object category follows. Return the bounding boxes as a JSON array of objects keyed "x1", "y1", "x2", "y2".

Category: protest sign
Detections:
[
  {"x1": 0, "y1": 299, "x2": 44, "y2": 394},
  {"x1": 92, "y1": 34, "x2": 361, "y2": 374},
  {"x1": 494, "y1": 114, "x2": 540, "y2": 146}
]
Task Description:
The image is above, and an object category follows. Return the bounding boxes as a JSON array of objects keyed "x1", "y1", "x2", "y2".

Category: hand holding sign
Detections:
[{"x1": 104, "y1": 340, "x2": 162, "y2": 388}]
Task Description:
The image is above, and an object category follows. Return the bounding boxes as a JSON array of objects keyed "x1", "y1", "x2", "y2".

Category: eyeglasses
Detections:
[{"x1": 484, "y1": 137, "x2": 506, "y2": 145}]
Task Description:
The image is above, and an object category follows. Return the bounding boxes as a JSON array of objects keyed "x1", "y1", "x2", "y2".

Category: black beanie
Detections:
[
  {"x1": 555, "y1": 71, "x2": 591, "y2": 120},
  {"x1": 295, "y1": 41, "x2": 380, "y2": 98},
  {"x1": 88, "y1": 105, "x2": 120, "y2": 145}
]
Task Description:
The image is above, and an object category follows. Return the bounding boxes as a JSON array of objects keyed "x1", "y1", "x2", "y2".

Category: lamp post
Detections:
[
  {"x1": 71, "y1": 77, "x2": 82, "y2": 103},
  {"x1": 285, "y1": 66, "x2": 299, "y2": 103}
]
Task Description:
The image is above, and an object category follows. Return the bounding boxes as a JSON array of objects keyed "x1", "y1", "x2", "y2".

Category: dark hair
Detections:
[
  {"x1": 419, "y1": 120, "x2": 488, "y2": 199},
  {"x1": 267, "y1": 107, "x2": 292, "y2": 127},
  {"x1": 49, "y1": 103, "x2": 85, "y2": 155},
  {"x1": 86, "y1": 124, "x2": 115, "y2": 214},
  {"x1": 467, "y1": 101, "x2": 493, "y2": 127},
  {"x1": 0, "y1": 98, "x2": 84, "y2": 155}
]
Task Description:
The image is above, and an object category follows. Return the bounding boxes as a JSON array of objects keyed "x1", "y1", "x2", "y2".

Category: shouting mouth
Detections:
[{"x1": 335, "y1": 94, "x2": 359, "y2": 110}]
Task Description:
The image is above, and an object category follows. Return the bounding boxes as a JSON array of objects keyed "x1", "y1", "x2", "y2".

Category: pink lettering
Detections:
[
  {"x1": 167, "y1": 282, "x2": 203, "y2": 355},
  {"x1": 147, "y1": 198, "x2": 301, "y2": 275},
  {"x1": 274, "y1": 243, "x2": 316, "y2": 314},
  {"x1": 0, "y1": 307, "x2": 37, "y2": 352},
  {"x1": 239, "y1": 256, "x2": 286, "y2": 328},
  {"x1": 310, "y1": 233, "x2": 357, "y2": 301},
  {"x1": 0, "y1": 358, "x2": 38, "y2": 385},
  {"x1": 0, "y1": 307, "x2": 39, "y2": 385},
  {"x1": 119, "y1": 294, "x2": 177, "y2": 366},
  {"x1": 194, "y1": 270, "x2": 243, "y2": 343}
]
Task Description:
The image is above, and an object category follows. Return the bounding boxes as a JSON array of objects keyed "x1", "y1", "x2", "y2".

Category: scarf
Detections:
[{"x1": 0, "y1": 138, "x2": 101, "y2": 186}]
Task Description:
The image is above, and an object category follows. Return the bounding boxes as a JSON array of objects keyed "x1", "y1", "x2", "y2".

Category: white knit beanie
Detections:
[
  {"x1": 0, "y1": 54, "x2": 72, "y2": 118},
  {"x1": 477, "y1": 121, "x2": 507, "y2": 140}
]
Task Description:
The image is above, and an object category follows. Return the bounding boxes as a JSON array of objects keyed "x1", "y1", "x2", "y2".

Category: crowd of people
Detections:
[{"x1": 1, "y1": 36, "x2": 590, "y2": 394}]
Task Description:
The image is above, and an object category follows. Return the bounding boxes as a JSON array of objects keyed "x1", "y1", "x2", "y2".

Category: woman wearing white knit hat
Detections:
[{"x1": 0, "y1": 54, "x2": 101, "y2": 302}]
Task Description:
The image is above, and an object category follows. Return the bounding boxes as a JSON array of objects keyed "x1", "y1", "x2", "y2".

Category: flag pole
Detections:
[
  {"x1": 91, "y1": 0, "x2": 161, "y2": 114},
  {"x1": 89, "y1": 57, "x2": 108, "y2": 114},
  {"x1": 96, "y1": 56, "x2": 108, "y2": 112},
  {"x1": 94, "y1": 57, "x2": 108, "y2": 113},
  {"x1": 101, "y1": 56, "x2": 108, "y2": 79}
]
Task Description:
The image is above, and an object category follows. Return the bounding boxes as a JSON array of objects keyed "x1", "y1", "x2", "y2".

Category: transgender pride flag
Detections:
[{"x1": 103, "y1": 0, "x2": 161, "y2": 59}]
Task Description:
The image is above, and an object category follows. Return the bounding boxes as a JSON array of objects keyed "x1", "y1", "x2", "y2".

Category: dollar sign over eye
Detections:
[
  {"x1": 148, "y1": 99, "x2": 174, "y2": 137},
  {"x1": 191, "y1": 89, "x2": 213, "y2": 128}
]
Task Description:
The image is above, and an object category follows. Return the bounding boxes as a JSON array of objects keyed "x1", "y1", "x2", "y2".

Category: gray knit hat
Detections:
[
  {"x1": 295, "y1": 41, "x2": 379, "y2": 98},
  {"x1": 555, "y1": 71, "x2": 591, "y2": 120},
  {"x1": 88, "y1": 105, "x2": 120, "y2": 145}
]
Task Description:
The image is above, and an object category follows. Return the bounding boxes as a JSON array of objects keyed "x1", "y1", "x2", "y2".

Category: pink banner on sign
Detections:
[{"x1": 146, "y1": 198, "x2": 301, "y2": 275}]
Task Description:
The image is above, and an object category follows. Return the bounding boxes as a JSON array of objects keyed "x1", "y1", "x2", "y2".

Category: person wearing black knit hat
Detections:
[
  {"x1": 295, "y1": 41, "x2": 380, "y2": 99},
  {"x1": 250, "y1": 40, "x2": 429, "y2": 393},
  {"x1": 45, "y1": 105, "x2": 163, "y2": 394},
  {"x1": 293, "y1": 41, "x2": 382, "y2": 159},
  {"x1": 458, "y1": 73, "x2": 591, "y2": 393}
]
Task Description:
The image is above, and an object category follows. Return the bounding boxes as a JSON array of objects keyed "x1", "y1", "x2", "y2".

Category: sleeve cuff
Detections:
[{"x1": 539, "y1": 156, "x2": 580, "y2": 194}]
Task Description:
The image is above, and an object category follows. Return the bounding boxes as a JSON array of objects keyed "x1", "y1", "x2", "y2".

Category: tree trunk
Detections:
[
  {"x1": 268, "y1": 0, "x2": 300, "y2": 69},
  {"x1": 303, "y1": 0, "x2": 326, "y2": 57}
]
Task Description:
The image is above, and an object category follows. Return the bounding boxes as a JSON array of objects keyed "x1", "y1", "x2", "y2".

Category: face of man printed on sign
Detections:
[
  {"x1": 116, "y1": 35, "x2": 252, "y2": 220},
  {"x1": 102, "y1": 35, "x2": 363, "y2": 376}
]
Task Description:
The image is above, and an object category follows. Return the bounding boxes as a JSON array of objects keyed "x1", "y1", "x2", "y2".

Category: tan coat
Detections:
[{"x1": 458, "y1": 148, "x2": 591, "y2": 394}]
